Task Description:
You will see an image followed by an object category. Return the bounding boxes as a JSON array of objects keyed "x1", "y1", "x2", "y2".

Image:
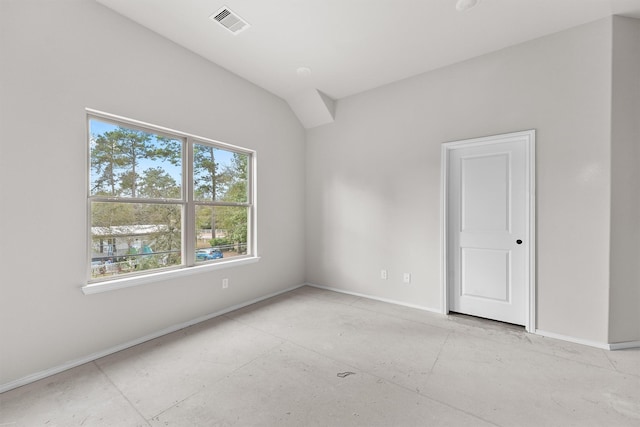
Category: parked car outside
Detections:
[{"x1": 196, "y1": 248, "x2": 223, "y2": 261}]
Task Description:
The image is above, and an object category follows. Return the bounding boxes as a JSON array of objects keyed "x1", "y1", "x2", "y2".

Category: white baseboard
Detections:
[
  {"x1": 534, "y1": 329, "x2": 610, "y2": 349},
  {"x1": 0, "y1": 283, "x2": 305, "y2": 394},
  {"x1": 305, "y1": 282, "x2": 442, "y2": 314},
  {"x1": 609, "y1": 340, "x2": 640, "y2": 350},
  {"x1": 535, "y1": 330, "x2": 640, "y2": 351}
]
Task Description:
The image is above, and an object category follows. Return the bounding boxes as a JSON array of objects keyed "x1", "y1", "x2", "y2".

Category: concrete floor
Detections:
[{"x1": 1, "y1": 286, "x2": 639, "y2": 426}]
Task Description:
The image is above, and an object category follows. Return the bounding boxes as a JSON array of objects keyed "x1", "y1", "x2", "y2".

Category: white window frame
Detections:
[{"x1": 83, "y1": 109, "x2": 258, "y2": 295}]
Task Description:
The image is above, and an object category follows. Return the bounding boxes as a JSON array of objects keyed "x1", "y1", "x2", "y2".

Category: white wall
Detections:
[
  {"x1": 306, "y1": 18, "x2": 615, "y2": 343},
  {"x1": 0, "y1": 0, "x2": 305, "y2": 386},
  {"x1": 609, "y1": 16, "x2": 640, "y2": 343}
]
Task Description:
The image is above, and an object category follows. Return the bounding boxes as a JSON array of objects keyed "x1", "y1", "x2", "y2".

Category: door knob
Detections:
[{"x1": 516, "y1": 239, "x2": 523, "y2": 244}]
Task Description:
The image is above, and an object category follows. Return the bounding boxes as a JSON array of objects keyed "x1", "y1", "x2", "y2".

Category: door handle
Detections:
[{"x1": 516, "y1": 239, "x2": 523, "y2": 245}]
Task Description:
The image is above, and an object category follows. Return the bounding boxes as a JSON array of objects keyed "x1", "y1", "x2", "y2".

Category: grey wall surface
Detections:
[
  {"x1": 0, "y1": 0, "x2": 305, "y2": 386},
  {"x1": 610, "y1": 16, "x2": 640, "y2": 343},
  {"x1": 306, "y1": 18, "x2": 616, "y2": 344}
]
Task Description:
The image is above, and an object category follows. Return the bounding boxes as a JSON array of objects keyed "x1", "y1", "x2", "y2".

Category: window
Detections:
[{"x1": 88, "y1": 111, "x2": 254, "y2": 283}]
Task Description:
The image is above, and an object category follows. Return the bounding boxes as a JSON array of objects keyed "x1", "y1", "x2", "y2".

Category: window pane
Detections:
[
  {"x1": 193, "y1": 144, "x2": 249, "y2": 203},
  {"x1": 91, "y1": 202, "x2": 182, "y2": 279},
  {"x1": 89, "y1": 118, "x2": 182, "y2": 199},
  {"x1": 195, "y1": 205, "x2": 248, "y2": 261}
]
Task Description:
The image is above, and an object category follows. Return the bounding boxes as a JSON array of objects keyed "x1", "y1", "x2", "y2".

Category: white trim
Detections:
[
  {"x1": 440, "y1": 145, "x2": 449, "y2": 316},
  {"x1": 306, "y1": 282, "x2": 442, "y2": 314},
  {"x1": 609, "y1": 340, "x2": 640, "y2": 350},
  {"x1": 535, "y1": 329, "x2": 610, "y2": 350},
  {"x1": 441, "y1": 130, "x2": 536, "y2": 332},
  {"x1": 527, "y1": 132, "x2": 537, "y2": 332},
  {"x1": 82, "y1": 256, "x2": 260, "y2": 295},
  {"x1": 536, "y1": 330, "x2": 640, "y2": 350},
  {"x1": 534, "y1": 330, "x2": 597, "y2": 350},
  {"x1": 1, "y1": 283, "x2": 305, "y2": 394}
]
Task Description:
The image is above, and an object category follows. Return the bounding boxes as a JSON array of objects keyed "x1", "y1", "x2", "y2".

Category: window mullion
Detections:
[
  {"x1": 185, "y1": 137, "x2": 196, "y2": 266},
  {"x1": 90, "y1": 196, "x2": 183, "y2": 205},
  {"x1": 196, "y1": 202, "x2": 251, "y2": 208}
]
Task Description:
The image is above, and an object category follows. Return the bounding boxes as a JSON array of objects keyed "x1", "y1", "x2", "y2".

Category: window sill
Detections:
[{"x1": 82, "y1": 256, "x2": 261, "y2": 295}]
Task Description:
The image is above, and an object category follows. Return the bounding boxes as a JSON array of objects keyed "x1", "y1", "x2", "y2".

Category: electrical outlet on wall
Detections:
[
  {"x1": 381, "y1": 269, "x2": 388, "y2": 280},
  {"x1": 222, "y1": 278, "x2": 229, "y2": 289},
  {"x1": 403, "y1": 273, "x2": 411, "y2": 284}
]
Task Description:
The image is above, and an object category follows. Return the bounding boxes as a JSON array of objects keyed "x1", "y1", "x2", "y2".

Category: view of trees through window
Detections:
[
  {"x1": 193, "y1": 142, "x2": 250, "y2": 259},
  {"x1": 89, "y1": 116, "x2": 251, "y2": 280}
]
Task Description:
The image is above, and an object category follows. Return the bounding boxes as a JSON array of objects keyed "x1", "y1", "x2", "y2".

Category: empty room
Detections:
[{"x1": 0, "y1": 0, "x2": 638, "y2": 425}]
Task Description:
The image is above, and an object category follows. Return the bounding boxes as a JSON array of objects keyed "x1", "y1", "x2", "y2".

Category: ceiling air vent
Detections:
[{"x1": 210, "y1": 6, "x2": 250, "y2": 35}]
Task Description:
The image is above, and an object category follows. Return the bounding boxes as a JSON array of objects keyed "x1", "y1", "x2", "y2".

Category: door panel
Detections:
[
  {"x1": 446, "y1": 132, "x2": 533, "y2": 326},
  {"x1": 461, "y1": 153, "x2": 510, "y2": 233},
  {"x1": 461, "y1": 248, "x2": 510, "y2": 302}
]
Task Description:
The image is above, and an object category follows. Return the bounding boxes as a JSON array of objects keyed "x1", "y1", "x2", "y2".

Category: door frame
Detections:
[{"x1": 440, "y1": 130, "x2": 536, "y2": 332}]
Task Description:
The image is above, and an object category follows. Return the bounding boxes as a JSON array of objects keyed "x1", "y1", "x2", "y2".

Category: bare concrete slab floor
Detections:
[{"x1": 1, "y1": 286, "x2": 639, "y2": 426}]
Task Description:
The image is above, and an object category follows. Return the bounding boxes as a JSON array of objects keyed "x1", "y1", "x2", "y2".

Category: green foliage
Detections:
[
  {"x1": 193, "y1": 148, "x2": 249, "y2": 248},
  {"x1": 91, "y1": 202, "x2": 182, "y2": 255},
  {"x1": 90, "y1": 132, "x2": 124, "y2": 195},
  {"x1": 89, "y1": 122, "x2": 182, "y2": 198},
  {"x1": 195, "y1": 205, "x2": 212, "y2": 230},
  {"x1": 140, "y1": 167, "x2": 180, "y2": 199},
  {"x1": 216, "y1": 206, "x2": 247, "y2": 247},
  {"x1": 216, "y1": 153, "x2": 249, "y2": 248},
  {"x1": 209, "y1": 237, "x2": 232, "y2": 247},
  {"x1": 193, "y1": 144, "x2": 219, "y2": 201},
  {"x1": 220, "y1": 153, "x2": 248, "y2": 203},
  {"x1": 91, "y1": 201, "x2": 136, "y2": 228}
]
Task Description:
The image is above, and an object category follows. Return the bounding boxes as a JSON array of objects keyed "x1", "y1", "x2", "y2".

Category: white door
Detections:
[{"x1": 444, "y1": 130, "x2": 534, "y2": 328}]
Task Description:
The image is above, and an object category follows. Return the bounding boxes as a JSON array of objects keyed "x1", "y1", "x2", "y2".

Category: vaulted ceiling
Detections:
[{"x1": 96, "y1": 0, "x2": 640, "y2": 127}]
